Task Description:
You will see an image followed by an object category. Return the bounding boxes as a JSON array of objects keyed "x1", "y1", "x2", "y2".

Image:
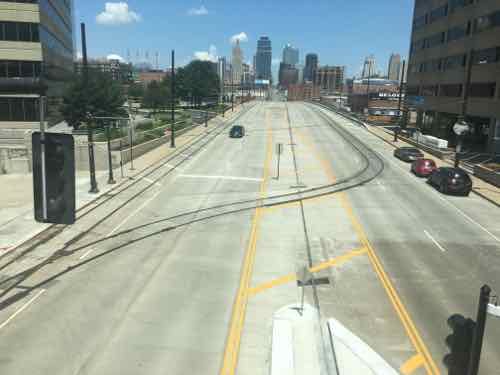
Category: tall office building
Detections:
[
  {"x1": 314, "y1": 66, "x2": 345, "y2": 94},
  {"x1": 282, "y1": 43, "x2": 299, "y2": 66},
  {"x1": 362, "y1": 55, "x2": 376, "y2": 78},
  {"x1": 232, "y1": 39, "x2": 243, "y2": 83},
  {"x1": 0, "y1": 0, "x2": 74, "y2": 129},
  {"x1": 255, "y1": 36, "x2": 272, "y2": 81},
  {"x1": 303, "y1": 53, "x2": 318, "y2": 82},
  {"x1": 217, "y1": 57, "x2": 226, "y2": 98},
  {"x1": 407, "y1": 0, "x2": 500, "y2": 153},
  {"x1": 387, "y1": 53, "x2": 401, "y2": 81}
]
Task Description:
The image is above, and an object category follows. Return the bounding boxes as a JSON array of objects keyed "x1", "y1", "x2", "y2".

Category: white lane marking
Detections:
[
  {"x1": 0, "y1": 289, "x2": 46, "y2": 331},
  {"x1": 433, "y1": 194, "x2": 500, "y2": 243},
  {"x1": 143, "y1": 177, "x2": 162, "y2": 187},
  {"x1": 178, "y1": 174, "x2": 263, "y2": 182},
  {"x1": 424, "y1": 230, "x2": 447, "y2": 252},
  {"x1": 180, "y1": 153, "x2": 191, "y2": 158},
  {"x1": 79, "y1": 188, "x2": 165, "y2": 260},
  {"x1": 163, "y1": 163, "x2": 184, "y2": 171}
]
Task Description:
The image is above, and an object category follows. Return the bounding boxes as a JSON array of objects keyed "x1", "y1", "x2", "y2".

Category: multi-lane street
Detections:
[{"x1": 0, "y1": 101, "x2": 499, "y2": 375}]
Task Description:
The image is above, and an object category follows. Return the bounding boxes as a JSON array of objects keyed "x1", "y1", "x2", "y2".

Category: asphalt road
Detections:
[{"x1": 0, "y1": 101, "x2": 499, "y2": 375}]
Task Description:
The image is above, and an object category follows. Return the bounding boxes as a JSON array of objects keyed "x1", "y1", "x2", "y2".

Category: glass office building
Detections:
[{"x1": 0, "y1": 0, "x2": 74, "y2": 125}]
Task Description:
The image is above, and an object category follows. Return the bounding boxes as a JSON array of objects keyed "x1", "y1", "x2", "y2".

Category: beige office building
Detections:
[{"x1": 0, "y1": 0, "x2": 74, "y2": 136}]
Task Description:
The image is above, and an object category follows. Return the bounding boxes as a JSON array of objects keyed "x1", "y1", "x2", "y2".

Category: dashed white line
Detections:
[
  {"x1": 424, "y1": 230, "x2": 447, "y2": 252},
  {"x1": 143, "y1": 177, "x2": 162, "y2": 187},
  {"x1": 0, "y1": 289, "x2": 46, "y2": 331},
  {"x1": 179, "y1": 174, "x2": 263, "y2": 182}
]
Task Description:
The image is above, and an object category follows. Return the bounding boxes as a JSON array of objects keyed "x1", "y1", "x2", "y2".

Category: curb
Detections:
[{"x1": 314, "y1": 104, "x2": 500, "y2": 208}]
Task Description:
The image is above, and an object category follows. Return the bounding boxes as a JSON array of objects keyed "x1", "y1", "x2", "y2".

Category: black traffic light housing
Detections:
[
  {"x1": 32, "y1": 132, "x2": 75, "y2": 224},
  {"x1": 444, "y1": 314, "x2": 475, "y2": 375}
]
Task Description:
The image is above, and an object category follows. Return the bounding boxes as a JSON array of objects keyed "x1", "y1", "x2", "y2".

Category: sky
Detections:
[{"x1": 74, "y1": 0, "x2": 415, "y2": 79}]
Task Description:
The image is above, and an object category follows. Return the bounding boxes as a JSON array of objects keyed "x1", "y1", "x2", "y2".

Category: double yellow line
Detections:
[
  {"x1": 296, "y1": 127, "x2": 440, "y2": 375},
  {"x1": 219, "y1": 117, "x2": 274, "y2": 375}
]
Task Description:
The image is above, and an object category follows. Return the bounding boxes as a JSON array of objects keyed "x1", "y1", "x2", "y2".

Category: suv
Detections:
[{"x1": 229, "y1": 125, "x2": 245, "y2": 138}]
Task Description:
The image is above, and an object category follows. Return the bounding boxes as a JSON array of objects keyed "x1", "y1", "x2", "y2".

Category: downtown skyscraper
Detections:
[
  {"x1": 282, "y1": 44, "x2": 299, "y2": 66},
  {"x1": 387, "y1": 53, "x2": 401, "y2": 81},
  {"x1": 304, "y1": 53, "x2": 318, "y2": 82},
  {"x1": 255, "y1": 36, "x2": 272, "y2": 81},
  {"x1": 232, "y1": 39, "x2": 243, "y2": 83}
]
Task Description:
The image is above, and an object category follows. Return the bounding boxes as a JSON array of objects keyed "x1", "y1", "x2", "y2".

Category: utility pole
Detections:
[
  {"x1": 455, "y1": 49, "x2": 474, "y2": 168},
  {"x1": 396, "y1": 59, "x2": 406, "y2": 141},
  {"x1": 81, "y1": 22, "x2": 98, "y2": 193},
  {"x1": 231, "y1": 61, "x2": 234, "y2": 112},
  {"x1": 171, "y1": 49, "x2": 176, "y2": 148},
  {"x1": 105, "y1": 124, "x2": 115, "y2": 184}
]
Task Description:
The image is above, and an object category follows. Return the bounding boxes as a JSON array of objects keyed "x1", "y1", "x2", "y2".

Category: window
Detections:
[
  {"x1": 0, "y1": 22, "x2": 39, "y2": 42},
  {"x1": 7, "y1": 61, "x2": 19, "y2": 78},
  {"x1": 0, "y1": 99, "x2": 9, "y2": 121},
  {"x1": 447, "y1": 24, "x2": 470, "y2": 42},
  {"x1": 429, "y1": 4, "x2": 448, "y2": 23},
  {"x1": 429, "y1": 59, "x2": 443, "y2": 72},
  {"x1": 469, "y1": 82, "x2": 496, "y2": 98},
  {"x1": 450, "y1": 0, "x2": 474, "y2": 13},
  {"x1": 440, "y1": 84, "x2": 463, "y2": 97},
  {"x1": 0, "y1": 61, "x2": 41, "y2": 78},
  {"x1": 443, "y1": 54, "x2": 466, "y2": 70},
  {"x1": 10, "y1": 99, "x2": 24, "y2": 120},
  {"x1": 5, "y1": 22, "x2": 17, "y2": 40},
  {"x1": 426, "y1": 32, "x2": 446, "y2": 48},
  {"x1": 406, "y1": 86, "x2": 420, "y2": 96},
  {"x1": 495, "y1": 119, "x2": 500, "y2": 139},
  {"x1": 422, "y1": 85, "x2": 438, "y2": 96},
  {"x1": 473, "y1": 47, "x2": 500, "y2": 65},
  {"x1": 419, "y1": 62, "x2": 429, "y2": 72},
  {"x1": 414, "y1": 15, "x2": 427, "y2": 30}
]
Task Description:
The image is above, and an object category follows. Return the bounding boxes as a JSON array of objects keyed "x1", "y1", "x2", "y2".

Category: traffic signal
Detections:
[
  {"x1": 32, "y1": 132, "x2": 75, "y2": 224},
  {"x1": 444, "y1": 314, "x2": 475, "y2": 375}
]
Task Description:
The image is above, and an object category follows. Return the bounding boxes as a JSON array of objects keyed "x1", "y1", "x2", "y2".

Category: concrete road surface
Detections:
[{"x1": 0, "y1": 102, "x2": 498, "y2": 375}]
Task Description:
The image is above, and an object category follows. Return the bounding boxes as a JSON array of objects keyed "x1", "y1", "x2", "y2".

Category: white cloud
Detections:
[
  {"x1": 194, "y1": 44, "x2": 218, "y2": 62},
  {"x1": 188, "y1": 5, "x2": 209, "y2": 16},
  {"x1": 107, "y1": 54, "x2": 125, "y2": 62},
  {"x1": 230, "y1": 32, "x2": 248, "y2": 44},
  {"x1": 96, "y1": 2, "x2": 141, "y2": 25}
]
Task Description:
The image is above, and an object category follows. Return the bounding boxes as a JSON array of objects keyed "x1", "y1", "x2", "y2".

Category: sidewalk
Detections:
[
  {"x1": 366, "y1": 124, "x2": 500, "y2": 207},
  {"x1": 0, "y1": 104, "x2": 246, "y2": 256}
]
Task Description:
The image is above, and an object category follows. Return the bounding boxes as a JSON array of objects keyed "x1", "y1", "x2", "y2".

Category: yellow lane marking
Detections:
[
  {"x1": 247, "y1": 273, "x2": 296, "y2": 297},
  {"x1": 247, "y1": 247, "x2": 367, "y2": 297},
  {"x1": 219, "y1": 112, "x2": 274, "y2": 375},
  {"x1": 295, "y1": 126, "x2": 440, "y2": 375},
  {"x1": 401, "y1": 354, "x2": 426, "y2": 374}
]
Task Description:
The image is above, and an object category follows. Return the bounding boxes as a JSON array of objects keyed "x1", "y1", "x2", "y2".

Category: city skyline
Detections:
[{"x1": 74, "y1": 0, "x2": 414, "y2": 78}]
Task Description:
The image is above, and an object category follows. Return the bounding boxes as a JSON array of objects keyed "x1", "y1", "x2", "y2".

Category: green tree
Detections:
[
  {"x1": 175, "y1": 61, "x2": 220, "y2": 107},
  {"x1": 142, "y1": 80, "x2": 170, "y2": 112},
  {"x1": 127, "y1": 82, "x2": 145, "y2": 99},
  {"x1": 61, "y1": 69, "x2": 126, "y2": 129}
]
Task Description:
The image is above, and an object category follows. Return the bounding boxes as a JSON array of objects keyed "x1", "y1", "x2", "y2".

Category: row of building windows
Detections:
[
  {"x1": 39, "y1": 0, "x2": 73, "y2": 37},
  {"x1": 0, "y1": 60, "x2": 41, "y2": 78},
  {"x1": 408, "y1": 82, "x2": 497, "y2": 98},
  {"x1": 0, "y1": 97, "x2": 39, "y2": 122},
  {"x1": 0, "y1": 21, "x2": 39, "y2": 42},
  {"x1": 39, "y1": 25, "x2": 73, "y2": 62},
  {"x1": 410, "y1": 46, "x2": 500, "y2": 74},
  {"x1": 411, "y1": 11, "x2": 500, "y2": 54},
  {"x1": 0, "y1": 0, "x2": 71, "y2": 13},
  {"x1": 414, "y1": 0, "x2": 475, "y2": 29}
]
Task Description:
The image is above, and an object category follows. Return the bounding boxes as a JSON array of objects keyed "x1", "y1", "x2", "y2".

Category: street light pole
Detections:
[
  {"x1": 455, "y1": 49, "x2": 474, "y2": 168},
  {"x1": 395, "y1": 59, "x2": 406, "y2": 142},
  {"x1": 106, "y1": 124, "x2": 116, "y2": 184},
  {"x1": 81, "y1": 22, "x2": 98, "y2": 194},
  {"x1": 171, "y1": 49, "x2": 176, "y2": 148}
]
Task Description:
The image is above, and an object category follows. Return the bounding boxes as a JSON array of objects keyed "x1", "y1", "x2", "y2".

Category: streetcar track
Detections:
[{"x1": 0, "y1": 102, "x2": 385, "y2": 311}]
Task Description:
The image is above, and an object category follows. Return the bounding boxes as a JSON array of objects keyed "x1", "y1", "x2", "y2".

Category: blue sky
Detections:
[{"x1": 75, "y1": 0, "x2": 415, "y2": 78}]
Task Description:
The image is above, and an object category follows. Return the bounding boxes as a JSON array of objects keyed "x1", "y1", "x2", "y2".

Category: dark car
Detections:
[
  {"x1": 229, "y1": 125, "x2": 245, "y2": 138},
  {"x1": 411, "y1": 158, "x2": 437, "y2": 177},
  {"x1": 427, "y1": 167, "x2": 472, "y2": 196},
  {"x1": 394, "y1": 147, "x2": 424, "y2": 162}
]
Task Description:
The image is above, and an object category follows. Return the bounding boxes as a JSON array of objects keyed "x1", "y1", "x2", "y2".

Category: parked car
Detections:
[
  {"x1": 427, "y1": 167, "x2": 472, "y2": 196},
  {"x1": 394, "y1": 147, "x2": 424, "y2": 162},
  {"x1": 229, "y1": 125, "x2": 245, "y2": 138},
  {"x1": 411, "y1": 158, "x2": 437, "y2": 177}
]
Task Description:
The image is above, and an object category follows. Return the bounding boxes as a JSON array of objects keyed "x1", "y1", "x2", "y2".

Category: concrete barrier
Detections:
[{"x1": 474, "y1": 164, "x2": 500, "y2": 187}]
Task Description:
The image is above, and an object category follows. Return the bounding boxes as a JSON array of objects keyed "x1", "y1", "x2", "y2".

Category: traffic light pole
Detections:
[
  {"x1": 467, "y1": 285, "x2": 491, "y2": 375},
  {"x1": 81, "y1": 23, "x2": 98, "y2": 194},
  {"x1": 39, "y1": 96, "x2": 48, "y2": 221}
]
